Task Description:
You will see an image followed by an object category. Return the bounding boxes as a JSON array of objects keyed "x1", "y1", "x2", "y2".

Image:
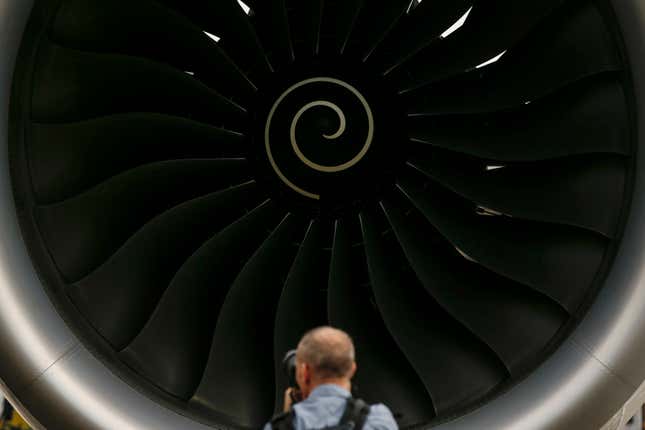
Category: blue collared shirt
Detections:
[{"x1": 263, "y1": 384, "x2": 398, "y2": 430}]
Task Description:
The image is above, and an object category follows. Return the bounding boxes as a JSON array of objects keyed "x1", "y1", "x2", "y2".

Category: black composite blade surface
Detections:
[
  {"x1": 342, "y1": 0, "x2": 410, "y2": 61},
  {"x1": 32, "y1": 42, "x2": 246, "y2": 129},
  {"x1": 318, "y1": 0, "x2": 363, "y2": 55},
  {"x1": 273, "y1": 221, "x2": 330, "y2": 413},
  {"x1": 366, "y1": 0, "x2": 472, "y2": 73},
  {"x1": 360, "y1": 210, "x2": 508, "y2": 414},
  {"x1": 389, "y1": 0, "x2": 567, "y2": 90},
  {"x1": 50, "y1": 0, "x2": 256, "y2": 103},
  {"x1": 397, "y1": 175, "x2": 608, "y2": 313},
  {"x1": 153, "y1": 0, "x2": 272, "y2": 79},
  {"x1": 401, "y1": 2, "x2": 620, "y2": 113},
  {"x1": 70, "y1": 183, "x2": 264, "y2": 350},
  {"x1": 329, "y1": 218, "x2": 435, "y2": 426},
  {"x1": 381, "y1": 198, "x2": 568, "y2": 374},
  {"x1": 29, "y1": 114, "x2": 245, "y2": 204},
  {"x1": 406, "y1": 78, "x2": 630, "y2": 161},
  {"x1": 36, "y1": 159, "x2": 250, "y2": 282},
  {"x1": 120, "y1": 200, "x2": 283, "y2": 398},
  {"x1": 286, "y1": 0, "x2": 324, "y2": 59},
  {"x1": 191, "y1": 215, "x2": 306, "y2": 428},
  {"x1": 247, "y1": 0, "x2": 294, "y2": 67},
  {"x1": 408, "y1": 148, "x2": 628, "y2": 238}
]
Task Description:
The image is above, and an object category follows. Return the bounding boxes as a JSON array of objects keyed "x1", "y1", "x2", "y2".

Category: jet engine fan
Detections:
[{"x1": 1, "y1": 0, "x2": 645, "y2": 429}]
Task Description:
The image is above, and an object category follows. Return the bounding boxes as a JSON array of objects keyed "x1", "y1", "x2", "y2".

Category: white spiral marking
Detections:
[
  {"x1": 290, "y1": 101, "x2": 348, "y2": 171},
  {"x1": 265, "y1": 77, "x2": 374, "y2": 200}
]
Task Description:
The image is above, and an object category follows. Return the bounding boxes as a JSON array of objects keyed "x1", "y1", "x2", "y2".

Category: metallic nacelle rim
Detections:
[{"x1": 0, "y1": 0, "x2": 644, "y2": 429}]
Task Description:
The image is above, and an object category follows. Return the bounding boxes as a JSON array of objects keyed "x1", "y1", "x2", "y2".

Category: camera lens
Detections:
[{"x1": 282, "y1": 350, "x2": 297, "y2": 388}]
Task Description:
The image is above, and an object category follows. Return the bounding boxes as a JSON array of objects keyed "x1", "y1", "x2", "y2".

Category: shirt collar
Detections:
[{"x1": 307, "y1": 384, "x2": 352, "y2": 401}]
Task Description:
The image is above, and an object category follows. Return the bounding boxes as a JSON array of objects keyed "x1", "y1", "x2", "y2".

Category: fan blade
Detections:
[
  {"x1": 390, "y1": 0, "x2": 566, "y2": 89},
  {"x1": 360, "y1": 210, "x2": 507, "y2": 414},
  {"x1": 191, "y1": 215, "x2": 305, "y2": 428},
  {"x1": 343, "y1": 0, "x2": 410, "y2": 61},
  {"x1": 36, "y1": 159, "x2": 250, "y2": 282},
  {"x1": 367, "y1": 0, "x2": 472, "y2": 74},
  {"x1": 400, "y1": 2, "x2": 620, "y2": 111},
  {"x1": 69, "y1": 182, "x2": 262, "y2": 351},
  {"x1": 287, "y1": 0, "x2": 323, "y2": 58},
  {"x1": 119, "y1": 200, "x2": 282, "y2": 398},
  {"x1": 397, "y1": 175, "x2": 608, "y2": 312},
  {"x1": 273, "y1": 221, "x2": 329, "y2": 413},
  {"x1": 51, "y1": 0, "x2": 255, "y2": 103},
  {"x1": 29, "y1": 114, "x2": 245, "y2": 204},
  {"x1": 154, "y1": 0, "x2": 272, "y2": 77},
  {"x1": 319, "y1": 0, "x2": 363, "y2": 55},
  {"x1": 407, "y1": 78, "x2": 630, "y2": 161},
  {"x1": 381, "y1": 199, "x2": 568, "y2": 374},
  {"x1": 329, "y1": 218, "x2": 436, "y2": 426},
  {"x1": 249, "y1": 0, "x2": 294, "y2": 67},
  {"x1": 32, "y1": 42, "x2": 245, "y2": 128},
  {"x1": 409, "y1": 150, "x2": 628, "y2": 238}
]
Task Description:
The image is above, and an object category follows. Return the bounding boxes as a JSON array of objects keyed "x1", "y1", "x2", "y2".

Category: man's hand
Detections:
[{"x1": 283, "y1": 388, "x2": 303, "y2": 412}]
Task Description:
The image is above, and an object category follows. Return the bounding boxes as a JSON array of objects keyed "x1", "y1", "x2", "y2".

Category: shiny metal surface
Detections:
[
  {"x1": 574, "y1": 0, "x2": 645, "y2": 385},
  {"x1": 22, "y1": 346, "x2": 213, "y2": 430},
  {"x1": 0, "y1": 0, "x2": 67, "y2": 426},
  {"x1": 0, "y1": 0, "x2": 74, "y2": 421},
  {"x1": 1, "y1": 0, "x2": 645, "y2": 429}
]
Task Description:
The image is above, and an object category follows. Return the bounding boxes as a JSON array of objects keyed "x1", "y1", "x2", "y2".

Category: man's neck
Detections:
[{"x1": 309, "y1": 378, "x2": 352, "y2": 395}]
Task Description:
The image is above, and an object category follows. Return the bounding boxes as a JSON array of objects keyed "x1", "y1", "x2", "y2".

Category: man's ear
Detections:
[
  {"x1": 349, "y1": 361, "x2": 357, "y2": 378},
  {"x1": 302, "y1": 363, "x2": 312, "y2": 384}
]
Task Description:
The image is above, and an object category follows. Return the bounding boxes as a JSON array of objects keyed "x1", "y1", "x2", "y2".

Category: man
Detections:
[{"x1": 266, "y1": 326, "x2": 398, "y2": 430}]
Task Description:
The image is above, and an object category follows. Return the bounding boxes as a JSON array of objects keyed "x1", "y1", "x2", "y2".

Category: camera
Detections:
[{"x1": 282, "y1": 349, "x2": 297, "y2": 388}]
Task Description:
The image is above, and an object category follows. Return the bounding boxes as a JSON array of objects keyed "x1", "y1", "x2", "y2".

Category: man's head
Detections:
[{"x1": 295, "y1": 326, "x2": 357, "y2": 398}]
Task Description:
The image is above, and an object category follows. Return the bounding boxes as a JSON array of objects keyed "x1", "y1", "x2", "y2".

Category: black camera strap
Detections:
[
  {"x1": 270, "y1": 397, "x2": 371, "y2": 430},
  {"x1": 270, "y1": 410, "x2": 295, "y2": 430},
  {"x1": 337, "y1": 397, "x2": 370, "y2": 429}
]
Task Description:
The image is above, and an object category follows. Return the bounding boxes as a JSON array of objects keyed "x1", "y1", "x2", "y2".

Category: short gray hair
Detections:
[{"x1": 297, "y1": 326, "x2": 355, "y2": 379}]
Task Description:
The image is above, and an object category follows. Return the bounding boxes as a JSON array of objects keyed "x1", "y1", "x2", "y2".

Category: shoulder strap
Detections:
[
  {"x1": 270, "y1": 409, "x2": 295, "y2": 430},
  {"x1": 338, "y1": 398, "x2": 371, "y2": 430}
]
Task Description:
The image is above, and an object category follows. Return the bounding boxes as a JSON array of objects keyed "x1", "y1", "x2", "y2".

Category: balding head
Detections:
[{"x1": 296, "y1": 326, "x2": 355, "y2": 380}]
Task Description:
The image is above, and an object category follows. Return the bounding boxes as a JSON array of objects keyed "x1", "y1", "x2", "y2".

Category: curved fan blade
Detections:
[
  {"x1": 366, "y1": 0, "x2": 472, "y2": 73},
  {"x1": 318, "y1": 0, "x2": 363, "y2": 55},
  {"x1": 51, "y1": 0, "x2": 255, "y2": 103},
  {"x1": 69, "y1": 182, "x2": 262, "y2": 350},
  {"x1": 36, "y1": 159, "x2": 250, "y2": 281},
  {"x1": 287, "y1": 0, "x2": 323, "y2": 58},
  {"x1": 359, "y1": 210, "x2": 507, "y2": 414},
  {"x1": 29, "y1": 114, "x2": 245, "y2": 204},
  {"x1": 409, "y1": 150, "x2": 628, "y2": 237},
  {"x1": 273, "y1": 221, "x2": 329, "y2": 413},
  {"x1": 32, "y1": 42, "x2": 245, "y2": 128},
  {"x1": 119, "y1": 200, "x2": 282, "y2": 398},
  {"x1": 397, "y1": 175, "x2": 608, "y2": 312},
  {"x1": 343, "y1": 0, "x2": 409, "y2": 61},
  {"x1": 328, "y1": 218, "x2": 436, "y2": 426},
  {"x1": 248, "y1": 0, "x2": 294, "y2": 67},
  {"x1": 390, "y1": 0, "x2": 566, "y2": 90},
  {"x1": 381, "y1": 199, "x2": 568, "y2": 374},
  {"x1": 191, "y1": 215, "x2": 305, "y2": 428},
  {"x1": 401, "y1": 2, "x2": 620, "y2": 110},
  {"x1": 407, "y1": 78, "x2": 630, "y2": 161},
  {"x1": 154, "y1": 0, "x2": 271, "y2": 77}
]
